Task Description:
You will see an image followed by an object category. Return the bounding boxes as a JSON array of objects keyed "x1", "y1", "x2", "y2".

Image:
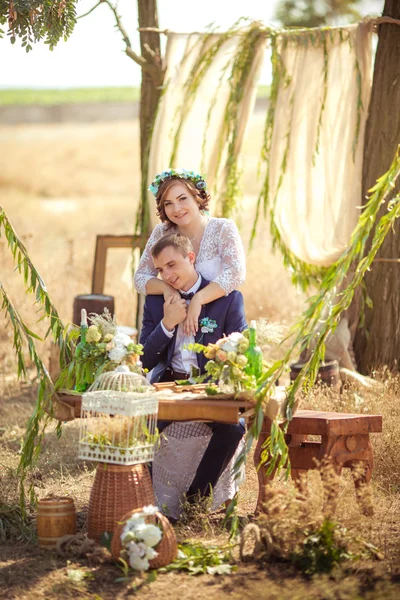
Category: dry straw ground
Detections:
[{"x1": 0, "y1": 115, "x2": 399, "y2": 599}]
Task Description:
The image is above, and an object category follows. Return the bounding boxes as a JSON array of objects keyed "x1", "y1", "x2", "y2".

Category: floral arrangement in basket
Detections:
[
  {"x1": 56, "y1": 309, "x2": 144, "y2": 393},
  {"x1": 119, "y1": 505, "x2": 162, "y2": 571},
  {"x1": 112, "y1": 505, "x2": 178, "y2": 571}
]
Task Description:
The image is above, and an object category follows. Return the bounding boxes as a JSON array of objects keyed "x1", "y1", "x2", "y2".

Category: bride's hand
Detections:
[
  {"x1": 163, "y1": 285, "x2": 181, "y2": 304},
  {"x1": 184, "y1": 294, "x2": 202, "y2": 336}
]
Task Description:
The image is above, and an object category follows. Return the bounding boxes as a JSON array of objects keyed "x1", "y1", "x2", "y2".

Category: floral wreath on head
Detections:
[{"x1": 148, "y1": 168, "x2": 208, "y2": 197}]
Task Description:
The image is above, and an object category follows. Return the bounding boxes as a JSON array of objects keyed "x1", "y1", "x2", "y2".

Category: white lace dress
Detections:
[
  {"x1": 134, "y1": 217, "x2": 246, "y2": 295},
  {"x1": 134, "y1": 217, "x2": 247, "y2": 519}
]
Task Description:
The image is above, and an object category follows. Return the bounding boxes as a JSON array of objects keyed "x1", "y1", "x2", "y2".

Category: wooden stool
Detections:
[{"x1": 254, "y1": 410, "x2": 382, "y2": 516}]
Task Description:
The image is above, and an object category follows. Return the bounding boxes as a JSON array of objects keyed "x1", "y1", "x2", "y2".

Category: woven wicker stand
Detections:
[
  {"x1": 111, "y1": 508, "x2": 178, "y2": 569},
  {"x1": 88, "y1": 463, "x2": 155, "y2": 542}
]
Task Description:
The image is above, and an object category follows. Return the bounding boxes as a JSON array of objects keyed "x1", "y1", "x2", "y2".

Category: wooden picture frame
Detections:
[{"x1": 91, "y1": 234, "x2": 147, "y2": 294}]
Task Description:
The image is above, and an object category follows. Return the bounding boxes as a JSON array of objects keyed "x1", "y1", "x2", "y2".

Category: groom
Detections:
[{"x1": 139, "y1": 233, "x2": 247, "y2": 501}]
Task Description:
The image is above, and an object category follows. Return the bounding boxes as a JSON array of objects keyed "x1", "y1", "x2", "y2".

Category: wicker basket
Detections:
[
  {"x1": 87, "y1": 463, "x2": 155, "y2": 542},
  {"x1": 111, "y1": 508, "x2": 177, "y2": 569}
]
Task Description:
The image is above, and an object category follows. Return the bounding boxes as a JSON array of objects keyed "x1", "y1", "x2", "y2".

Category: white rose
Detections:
[
  {"x1": 221, "y1": 339, "x2": 237, "y2": 353},
  {"x1": 128, "y1": 541, "x2": 148, "y2": 557},
  {"x1": 145, "y1": 547, "x2": 158, "y2": 560},
  {"x1": 221, "y1": 332, "x2": 244, "y2": 353},
  {"x1": 129, "y1": 554, "x2": 149, "y2": 571},
  {"x1": 113, "y1": 332, "x2": 132, "y2": 347},
  {"x1": 108, "y1": 345, "x2": 127, "y2": 363},
  {"x1": 135, "y1": 523, "x2": 162, "y2": 547},
  {"x1": 142, "y1": 505, "x2": 159, "y2": 516},
  {"x1": 121, "y1": 531, "x2": 136, "y2": 545}
]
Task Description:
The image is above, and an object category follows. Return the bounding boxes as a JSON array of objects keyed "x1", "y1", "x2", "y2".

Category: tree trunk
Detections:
[
  {"x1": 137, "y1": 0, "x2": 163, "y2": 235},
  {"x1": 353, "y1": 0, "x2": 400, "y2": 372}
]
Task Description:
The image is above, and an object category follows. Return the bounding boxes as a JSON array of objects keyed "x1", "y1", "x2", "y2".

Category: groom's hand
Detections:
[{"x1": 162, "y1": 296, "x2": 187, "y2": 331}]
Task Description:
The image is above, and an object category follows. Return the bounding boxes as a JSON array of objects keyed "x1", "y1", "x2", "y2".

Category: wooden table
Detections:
[
  {"x1": 55, "y1": 391, "x2": 253, "y2": 423},
  {"x1": 56, "y1": 393, "x2": 382, "y2": 516}
]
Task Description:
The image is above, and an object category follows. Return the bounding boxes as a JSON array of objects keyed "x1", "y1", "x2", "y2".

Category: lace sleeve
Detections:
[
  {"x1": 214, "y1": 219, "x2": 246, "y2": 294},
  {"x1": 133, "y1": 224, "x2": 166, "y2": 294}
]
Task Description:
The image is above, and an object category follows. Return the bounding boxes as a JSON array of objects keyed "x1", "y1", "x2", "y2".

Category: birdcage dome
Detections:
[
  {"x1": 79, "y1": 367, "x2": 159, "y2": 465},
  {"x1": 88, "y1": 368, "x2": 152, "y2": 394}
]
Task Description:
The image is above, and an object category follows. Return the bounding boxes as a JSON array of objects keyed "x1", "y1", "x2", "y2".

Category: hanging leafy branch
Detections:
[
  {"x1": 244, "y1": 144, "x2": 400, "y2": 476},
  {"x1": 251, "y1": 26, "x2": 360, "y2": 290},
  {"x1": 0, "y1": 0, "x2": 78, "y2": 50},
  {"x1": 0, "y1": 206, "x2": 81, "y2": 509},
  {"x1": 0, "y1": 283, "x2": 57, "y2": 507},
  {"x1": 0, "y1": 206, "x2": 73, "y2": 367}
]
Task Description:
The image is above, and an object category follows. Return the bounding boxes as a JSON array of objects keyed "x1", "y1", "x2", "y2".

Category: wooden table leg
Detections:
[
  {"x1": 322, "y1": 432, "x2": 375, "y2": 516},
  {"x1": 350, "y1": 437, "x2": 374, "y2": 516},
  {"x1": 253, "y1": 417, "x2": 275, "y2": 514}
]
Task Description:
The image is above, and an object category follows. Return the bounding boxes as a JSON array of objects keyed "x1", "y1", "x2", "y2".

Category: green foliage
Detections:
[
  {"x1": 0, "y1": 87, "x2": 140, "y2": 106},
  {"x1": 0, "y1": 0, "x2": 78, "y2": 50},
  {"x1": 0, "y1": 207, "x2": 73, "y2": 367},
  {"x1": 291, "y1": 518, "x2": 355, "y2": 575},
  {"x1": 0, "y1": 206, "x2": 76, "y2": 510},
  {"x1": 239, "y1": 145, "x2": 400, "y2": 482},
  {"x1": 0, "y1": 502, "x2": 35, "y2": 542},
  {"x1": 274, "y1": 0, "x2": 362, "y2": 28},
  {"x1": 159, "y1": 542, "x2": 236, "y2": 576}
]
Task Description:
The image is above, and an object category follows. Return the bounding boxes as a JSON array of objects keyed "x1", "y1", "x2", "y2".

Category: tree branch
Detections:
[
  {"x1": 78, "y1": 1, "x2": 102, "y2": 20},
  {"x1": 79, "y1": 0, "x2": 147, "y2": 68}
]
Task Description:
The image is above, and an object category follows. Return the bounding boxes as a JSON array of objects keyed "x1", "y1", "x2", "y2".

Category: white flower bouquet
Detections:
[
  {"x1": 119, "y1": 505, "x2": 162, "y2": 571},
  {"x1": 56, "y1": 309, "x2": 144, "y2": 393}
]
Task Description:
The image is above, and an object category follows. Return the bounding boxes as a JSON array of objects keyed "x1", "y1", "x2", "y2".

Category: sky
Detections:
[{"x1": 0, "y1": 0, "x2": 382, "y2": 89}]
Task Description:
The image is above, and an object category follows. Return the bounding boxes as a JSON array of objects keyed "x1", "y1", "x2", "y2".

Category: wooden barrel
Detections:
[
  {"x1": 37, "y1": 497, "x2": 77, "y2": 548},
  {"x1": 290, "y1": 360, "x2": 340, "y2": 388},
  {"x1": 72, "y1": 294, "x2": 114, "y2": 325}
]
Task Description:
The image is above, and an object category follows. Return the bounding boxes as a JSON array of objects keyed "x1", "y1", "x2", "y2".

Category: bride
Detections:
[
  {"x1": 134, "y1": 168, "x2": 246, "y2": 336},
  {"x1": 134, "y1": 168, "x2": 247, "y2": 520}
]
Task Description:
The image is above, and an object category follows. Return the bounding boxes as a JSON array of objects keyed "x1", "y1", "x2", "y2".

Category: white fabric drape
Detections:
[
  {"x1": 147, "y1": 32, "x2": 265, "y2": 227},
  {"x1": 269, "y1": 23, "x2": 373, "y2": 266}
]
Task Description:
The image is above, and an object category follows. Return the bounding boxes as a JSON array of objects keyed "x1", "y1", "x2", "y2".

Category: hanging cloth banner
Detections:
[
  {"x1": 267, "y1": 23, "x2": 373, "y2": 267},
  {"x1": 147, "y1": 30, "x2": 265, "y2": 228}
]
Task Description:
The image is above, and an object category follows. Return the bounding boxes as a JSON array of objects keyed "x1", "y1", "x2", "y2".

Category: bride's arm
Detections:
[
  {"x1": 145, "y1": 277, "x2": 180, "y2": 301},
  {"x1": 184, "y1": 220, "x2": 246, "y2": 335},
  {"x1": 134, "y1": 224, "x2": 179, "y2": 300}
]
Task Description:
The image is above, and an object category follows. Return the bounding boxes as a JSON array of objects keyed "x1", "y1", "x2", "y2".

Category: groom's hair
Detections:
[{"x1": 151, "y1": 233, "x2": 194, "y2": 260}]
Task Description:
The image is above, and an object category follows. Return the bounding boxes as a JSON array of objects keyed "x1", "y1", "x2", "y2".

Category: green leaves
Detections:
[
  {"x1": 1, "y1": 1, "x2": 78, "y2": 51},
  {"x1": 159, "y1": 542, "x2": 235, "y2": 576},
  {"x1": 0, "y1": 206, "x2": 77, "y2": 511}
]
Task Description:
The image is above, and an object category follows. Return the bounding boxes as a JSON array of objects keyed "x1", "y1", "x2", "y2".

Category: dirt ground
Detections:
[{"x1": 1, "y1": 118, "x2": 400, "y2": 598}]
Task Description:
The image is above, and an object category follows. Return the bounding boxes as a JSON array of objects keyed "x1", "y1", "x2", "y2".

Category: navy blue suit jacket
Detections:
[{"x1": 139, "y1": 277, "x2": 247, "y2": 383}]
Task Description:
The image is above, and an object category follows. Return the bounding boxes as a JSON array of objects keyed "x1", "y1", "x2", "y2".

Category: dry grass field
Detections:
[{"x1": 0, "y1": 114, "x2": 399, "y2": 599}]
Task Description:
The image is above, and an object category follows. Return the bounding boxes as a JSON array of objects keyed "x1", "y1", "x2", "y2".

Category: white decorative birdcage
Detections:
[{"x1": 78, "y1": 369, "x2": 158, "y2": 466}]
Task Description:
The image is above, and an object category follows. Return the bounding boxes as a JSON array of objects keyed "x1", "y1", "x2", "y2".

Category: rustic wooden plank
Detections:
[
  {"x1": 158, "y1": 399, "x2": 240, "y2": 423},
  {"x1": 56, "y1": 394, "x2": 248, "y2": 424}
]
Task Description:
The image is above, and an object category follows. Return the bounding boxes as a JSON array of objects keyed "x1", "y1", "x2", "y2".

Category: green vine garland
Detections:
[{"x1": 0, "y1": 206, "x2": 77, "y2": 509}]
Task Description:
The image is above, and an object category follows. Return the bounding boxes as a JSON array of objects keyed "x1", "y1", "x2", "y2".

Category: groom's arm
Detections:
[
  {"x1": 139, "y1": 300, "x2": 174, "y2": 371},
  {"x1": 224, "y1": 291, "x2": 247, "y2": 335}
]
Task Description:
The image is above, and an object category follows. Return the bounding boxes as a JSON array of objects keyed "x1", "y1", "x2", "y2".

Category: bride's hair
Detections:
[{"x1": 156, "y1": 177, "x2": 210, "y2": 226}]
